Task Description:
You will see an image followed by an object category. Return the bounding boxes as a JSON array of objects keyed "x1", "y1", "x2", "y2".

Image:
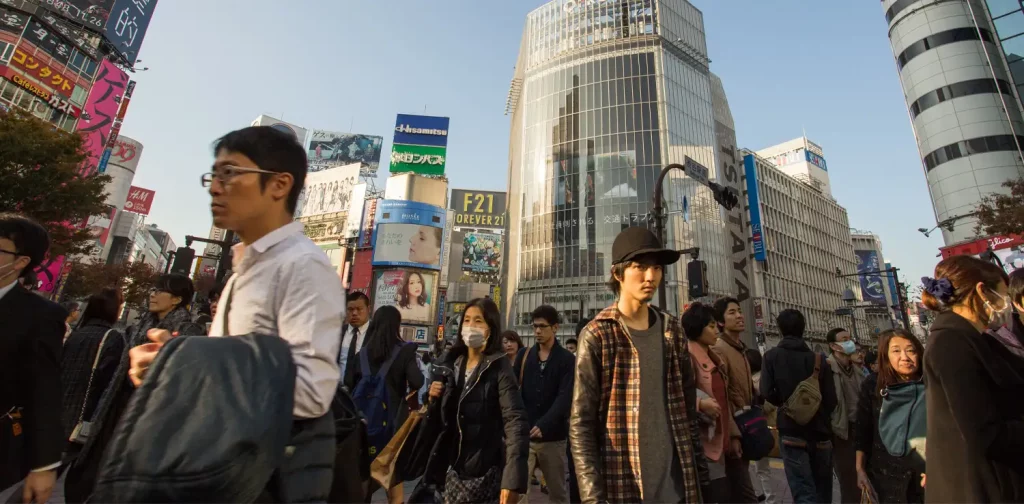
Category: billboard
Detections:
[
  {"x1": 22, "y1": 18, "x2": 73, "y2": 65},
  {"x1": 372, "y1": 200, "x2": 446, "y2": 270},
  {"x1": 252, "y1": 115, "x2": 307, "y2": 145},
  {"x1": 77, "y1": 60, "x2": 128, "y2": 177},
  {"x1": 104, "y1": 0, "x2": 158, "y2": 61},
  {"x1": 743, "y1": 155, "x2": 767, "y2": 262},
  {"x1": 358, "y1": 198, "x2": 378, "y2": 248},
  {"x1": 393, "y1": 114, "x2": 450, "y2": 147},
  {"x1": 10, "y1": 46, "x2": 74, "y2": 96},
  {"x1": 462, "y1": 232, "x2": 503, "y2": 274},
  {"x1": 33, "y1": 255, "x2": 65, "y2": 294},
  {"x1": 294, "y1": 163, "x2": 361, "y2": 219},
  {"x1": 343, "y1": 183, "x2": 367, "y2": 240},
  {"x1": 123, "y1": 185, "x2": 155, "y2": 215},
  {"x1": 0, "y1": 6, "x2": 28, "y2": 37},
  {"x1": 373, "y1": 269, "x2": 438, "y2": 325},
  {"x1": 450, "y1": 189, "x2": 507, "y2": 229},
  {"x1": 307, "y1": 130, "x2": 383, "y2": 174},
  {"x1": 33, "y1": 0, "x2": 116, "y2": 32},
  {"x1": 855, "y1": 250, "x2": 887, "y2": 305},
  {"x1": 390, "y1": 143, "x2": 446, "y2": 176},
  {"x1": 350, "y1": 249, "x2": 373, "y2": 290}
]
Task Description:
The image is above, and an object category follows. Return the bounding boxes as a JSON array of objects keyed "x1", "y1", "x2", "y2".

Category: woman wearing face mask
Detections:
[
  {"x1": 854, "y1": 329, "x2": 925, "y2": 504},
  {"x1": 427, "y1": 297, "x2": 529, "y2": 504},
  {"x1": 921, "y1": 255, "x2": 1024, "y2": 503}
]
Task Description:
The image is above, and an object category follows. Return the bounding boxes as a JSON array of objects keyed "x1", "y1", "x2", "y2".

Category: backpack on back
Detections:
[
  {"x1": 353, "y1": 344, "x2": 404, "y2": 458},
  {"x1": 784, "y1": 352, "x2": 823, "y2": 426}
]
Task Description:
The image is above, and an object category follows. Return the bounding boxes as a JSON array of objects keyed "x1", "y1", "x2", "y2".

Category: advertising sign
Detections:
[
  {"x1": 393, "y1": 114, "x2": 450, "y2": 147},
  {"x1": 358, "y1": 198, "x2": 378, "y2": 248},
  {"x1": 2, "y1": 65, "x2": 49, "y2": 100},
  {"x1": 994, "y1": 245, "x2": 1024, "y2": 274},
  {"x1": 307, "y1": 130, "x2": 383, "y2": 174},
  {"x1": 373, "y1": 200, "x2": 446, "y2": 270},
  {"x1": 350, "y1": 250, "x2": 373, "y2": 290},
  {"x1": 252, "y1": 115, "x2": 307, "y2": 145},
  {"x1": 743, "y1": 155, "x2": 767, "y2": 262},
  {"x1": 439, "y1": 209, "x2": 454, "y2": 288},
  {"x1": 77, "y1": 60, "x2": 128, "y2": 177},
  {"x1": 389, "y1": 143, "x2": 446, "y2": 176},
  {"x1": 373, "y1": 269, "x2": 438, "y2": 325},
  {"x1": 31, "y1": 9, "x2": 102, "y2": 60},
  {"x1": 123, "y1": 185, "x2": 154, "y2": 215},
  {"x1": 450, "y1": 189, "x2": 507, "y2": 229},
  {"x1": 0, "y1": 6, "x2": 28, "y2": 37},
  {"x1": 34, "y1": 0, "x2": 116, "y2": 32},
  {"x1": 33, "y1": 255, "x2": 65, "y2": 294},
  {"x1": 9, "y1": 47, "x2": 74, "y2": 96},
  {"x1": 23, "y1": 18, "x2": 72, "y2": 65},
  {"x1": 401, "y1": 325, "x2": 429, "y2": 344},
  {"x1": 806, "y1": 150, "x2": 827, "y2": 171},
  {"x1": 104, "y1": 0, "x2": 158, "y2": 61},
  {"x1": 462, "y1": 232, "x2": 503, "y2": 274},
  {"x1": 855, "y1": 250, "x2": 887, "y2": 305},
  {"x1": 294, "y1": 162, "x2": 361, "y2": 219},
  {"x1": 343, "y1": 183, "x2": 367, "y2": 240}
]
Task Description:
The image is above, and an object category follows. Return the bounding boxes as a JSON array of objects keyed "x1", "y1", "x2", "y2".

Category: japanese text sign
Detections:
[
  {"x1": 10, "y1": 47, "x2": 73, "y2": 96},
  {"x1": 0, "y1": 6, "x2": 28, "y2": 37},
  {"x1": 23, "y1": 18, "x2": 72, "y2": 65},
  {"x1": 389, "y1": 143, "x2": 446, "y2": 176},
  {"x1": 123, "y1": 185, "x2": 155, "y2": 215},
  {"x1": 104, "y1": 0, "x2": 158, "y2": 60}
]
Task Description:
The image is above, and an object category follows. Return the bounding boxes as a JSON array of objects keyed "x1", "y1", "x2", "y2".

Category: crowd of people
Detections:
[{"x1": 2, "y1": 124, "x2": 1023, "y2": 504}]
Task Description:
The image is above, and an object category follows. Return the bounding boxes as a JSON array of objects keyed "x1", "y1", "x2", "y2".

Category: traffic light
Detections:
[
  {"x1": 687, "y1": 259, "x2": 708, "y2": 299},
  {"x1": 709, "y1": 182, "x2": 740, "y2": 211},
  {"x1": 170, "y1": 247, "x2": 195, "y2": 275}
]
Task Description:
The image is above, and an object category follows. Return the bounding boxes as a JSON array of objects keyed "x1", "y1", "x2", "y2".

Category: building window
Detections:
[
  {"x1": 70, "y1": 85, "x2": 88, "y2": 106},
  {"x1": 923, "y1": 134, "x2": 1024, "y2": 170},
  {"x1": 68, "y1": 50, "x2": 97, "y2": 79},
  {"x1": 0, "y1": 41, "x2": 12, "y2": 63},
  {"x1": 896, "y1": 27, "x2": 994, "y2": 70},
  {"x1": 909, "y1": 78, "x2": 1014, "y2": 118}
]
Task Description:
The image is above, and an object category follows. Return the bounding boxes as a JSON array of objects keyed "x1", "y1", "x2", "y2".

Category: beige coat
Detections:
[{"x1": 713, "y1": 334, "x2": 754, "y2": 411}]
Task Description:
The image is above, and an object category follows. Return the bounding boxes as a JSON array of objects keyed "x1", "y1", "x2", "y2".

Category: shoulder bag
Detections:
[
  {"x1": 69, "y1": 329, "x2": 114, "y2": 444},
  {"x1": 878, "y1": 380, "x2": 926, "y2": 465}
]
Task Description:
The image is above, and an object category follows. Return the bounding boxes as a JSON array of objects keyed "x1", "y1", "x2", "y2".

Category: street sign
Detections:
[{"x1": 683, "y1": 157, "x2": 709, "y2": 185}]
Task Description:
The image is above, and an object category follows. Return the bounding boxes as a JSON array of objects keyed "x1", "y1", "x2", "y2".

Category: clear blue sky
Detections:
[{"x1": 120, "y1": 0, "x2": 944, "y2": 290}]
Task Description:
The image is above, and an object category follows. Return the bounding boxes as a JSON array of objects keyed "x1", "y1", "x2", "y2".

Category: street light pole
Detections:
[{"x1": 652, "y1": 163, "x2": 685, "y2": 309}]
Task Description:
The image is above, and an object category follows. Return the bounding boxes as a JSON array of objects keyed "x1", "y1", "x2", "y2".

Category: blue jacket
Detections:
[{"x1": 514, "y1": 343, "x2": 576, "y2": 442}]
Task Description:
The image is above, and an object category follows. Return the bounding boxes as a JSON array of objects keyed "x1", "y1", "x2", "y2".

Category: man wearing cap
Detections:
[{"x1": 569, "y1": 227, "x2": 708, "y2": 503}]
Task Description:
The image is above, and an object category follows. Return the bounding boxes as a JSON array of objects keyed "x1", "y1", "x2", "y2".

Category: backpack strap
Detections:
[
  {"x1": 377, "y1": 343, "x2": 405, "y2": 379},
  {"x1": 518, "y1": 346, "x2": 532, "y2": 386}
]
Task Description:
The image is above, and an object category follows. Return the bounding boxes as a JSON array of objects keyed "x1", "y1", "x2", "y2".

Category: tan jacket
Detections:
[{"x1": 713, "y1": 334, "x2": 754, "y2": 411}]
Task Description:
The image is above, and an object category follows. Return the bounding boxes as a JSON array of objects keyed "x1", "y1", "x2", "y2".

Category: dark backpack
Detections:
[
  {"x1": 353, "y1": 344, "x2": 404, "y2": 458},
  {"x1": 92, "y1": 334, "x2": 296, "y2": 503}
]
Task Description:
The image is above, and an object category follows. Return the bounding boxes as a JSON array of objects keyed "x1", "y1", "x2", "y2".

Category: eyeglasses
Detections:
[
  {"x1": 200, "y1": 165, "x2": 279, "y2": 188},
  {"x1": 533, "y1": 323, "x2": 552, "y2": 330},
  {"x1": 148, "y1": 287, "x2": 170, "y2": 295},
  {"x1": 0, "y1": 249, "x2": 18, "y2": 258}
]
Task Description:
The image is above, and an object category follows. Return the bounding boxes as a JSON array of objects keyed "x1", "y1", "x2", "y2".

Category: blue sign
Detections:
[
  {"x1": 885, "y1": 261, "x2": 900, "y2": 310},
  {"x1": 855, "y1": 250, "x2": 887, "y2": 305},
  {"x1": 97, "y1": 148, "x2": 113, "y2": 174},
  {"x1": 805, "y1": 150, "x2": 827, "y2": 171},
  {"x1": 373, "y1": 200, "x2": 447, "y2": 270},
  {"x1": 744, "y1": 155, "x2": 767, "y2": 262},
  {"x1": 104, "y1": 0, "x2": 159, "y2": 62},
  {"x1": 393, "y1": 114, "x2": 450, "y2": 148}
]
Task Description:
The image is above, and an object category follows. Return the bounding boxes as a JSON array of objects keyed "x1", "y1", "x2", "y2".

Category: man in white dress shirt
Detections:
[
  {"x1": 130, "y1": 126, "x2": 344, "y2": 502},
  {"x1": 339, "y1": 291, "x2": 371, "y2": 381}
]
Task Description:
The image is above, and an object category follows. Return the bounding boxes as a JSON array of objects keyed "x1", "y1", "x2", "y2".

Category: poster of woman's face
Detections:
[
  {"x1": 372, "y1": 223, "x2": 443, "y2": 270},
  {"x1": 373, "y1": 269, "x2": 436, "y2": 325}
]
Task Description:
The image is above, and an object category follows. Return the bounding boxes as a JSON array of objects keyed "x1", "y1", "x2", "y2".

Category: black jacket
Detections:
[
  {"x1": 924, "y1": 311, "x2": 1024, "y2": 503},
  {"x1": 761, "y1": 335, "x2": 837, "y2": 441},
  {"x1": 854, "y1": 373, "x2": 920, "y2": 503},
  {"x1": 513, "y1": 342, "x2": 575, "y2": 442},
  {"x1": 0, "y1": 283, "x2": 66, "y2": 486},
  {"x1": 60, "y1": 320, "x2": 125, "y2": 440},
  {"x1": 442, "y1": 350, "x2": 529, "y2": 492},
  {"x1": 344, "y1": 342, "x2": 424, "y2": 429}
]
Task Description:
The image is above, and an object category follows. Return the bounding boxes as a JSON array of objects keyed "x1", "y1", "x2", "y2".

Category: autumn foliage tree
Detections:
[
  {"x1": 976, "y1": 177, "x2": 1024, "y2": 237},
  {"x1": 61, "y1": 259, "x2": 160, "y2": 313},
  {"x1": 0, "y1": 108, "x2": 110, "y2": 257}
]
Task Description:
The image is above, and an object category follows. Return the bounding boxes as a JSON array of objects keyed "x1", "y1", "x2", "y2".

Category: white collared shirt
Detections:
[
  {"x1": 0, "y1": 279, "x2": 15, "y2": 300},
  {"x1": 209, "y1": 221, "x2": 344, "y2": 419},
  {"x1": 339, "y1": 320, "x2": 370, "y2": 379}
]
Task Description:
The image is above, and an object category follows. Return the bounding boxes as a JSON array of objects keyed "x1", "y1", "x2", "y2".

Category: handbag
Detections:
[
  {"x1": 733, "y1": 404, "x2": 775, "y2": 460},
  {"x1": 443, "y1": 465, "x2": 502, "y2": 504},
  {"x1": 371, "y1": 396, "x2": 427, "y2": 490},
  {"x1": 878, "y1": 380, "x2": 926, "y2": 465},
  {"x1": 69, "y1": 329, "x2": 114, "y2": 444}
]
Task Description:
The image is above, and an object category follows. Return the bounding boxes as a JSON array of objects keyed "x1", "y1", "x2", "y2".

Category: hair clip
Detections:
[{"x1": 921, "y1": 276, "x2": 955, "y2": 304}]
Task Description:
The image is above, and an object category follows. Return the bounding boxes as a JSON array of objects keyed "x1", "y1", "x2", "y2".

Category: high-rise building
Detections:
[
  {"x1": 884, "y1": 0, "x2": 1024, "y2": 245},
  {"x1": 741, "y1": 150, "x2": 864, "y2": 345},
  {"x1": 755, "y1": 137, "x2": 832, "y2": 198},
  {"x1": 504, "y1": 0, "x2": 734, "y2": 337}
]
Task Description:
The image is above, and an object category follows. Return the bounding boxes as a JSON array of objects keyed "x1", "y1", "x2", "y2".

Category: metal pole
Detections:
[
  {"x1": 849, "y1": 310, "x2": 860, "y2": 343},
  {"x1": 891, "y1": 267, "x2": 912, "y2": 332},
  {"x1": 163, "y1": 250, "x2": 175, "y2": 275},
  {"x1": 215, "y1": 230, "x2": 235, "y2": 283},
  {"x1": 652, "y1": 163, "x2": 684, "y2": 309}
]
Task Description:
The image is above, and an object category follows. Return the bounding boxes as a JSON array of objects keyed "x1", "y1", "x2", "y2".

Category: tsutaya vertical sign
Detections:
[{"x1": 710, "y1": 74, "x2": 755, "y2": 344}]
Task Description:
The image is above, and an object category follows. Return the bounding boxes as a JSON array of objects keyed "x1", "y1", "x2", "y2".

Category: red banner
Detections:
[
  {"x1": 350, "y1": 250, "x2": 373, "y2": 290},
  {"x1": 940, "y1": 234, "x2": 1024, "y2": 259},
  {"x1": 124, "y1": 185, "x2": 155, "y2": 215},
  {"x1": 9, "y1": 47, "x2": 74, "y2": 97}
]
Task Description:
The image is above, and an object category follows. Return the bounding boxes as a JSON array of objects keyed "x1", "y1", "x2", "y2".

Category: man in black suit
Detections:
[{"x1": 0, "y1": 213, "x2": 67, "y2": 503}]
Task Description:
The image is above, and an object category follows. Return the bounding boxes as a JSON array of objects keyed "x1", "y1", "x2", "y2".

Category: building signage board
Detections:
[
  {"x1": 462, "y1": 232, "x2": 503, "y2": 274},
  {"x1": 34, "y1": 0, "x2": 116, "y2": 32},
  {"x1": 855, "y1": 250, "x2": 887, "y2": 305},
  {"x1": 0, "y1": 6, "x2": 28, "y2": 37},
  {"x1": 104, "y1": 0, "x2": 158, "y2": 62},
  {"x1": 805, "y1": 150, "x2": 827, "y2": 171},
  {"x1": 23, "y1": 18, "x2": 72, "y2": 65},
  {"x1": 358, "y1": 198, "x2": 378, "y2": 248},
  {"x1": 2, "y1": 66, "x2": 50, "y2": 100},
  {"x1": 76, "y1": 60, "x2": 127, "y2": 177},
  {"x1": 450, "y1": 189, "x2": 507, "y2": 229},
  {"x1": 343, "y1": 183, "x2": 367, "y2": 240},
  {"x1": 294, "y1": 162, "x2": 361, "y2": 219},
  {"x1": 9, "y1": 47, "x2": 74, "y2": 96},
  {"x1": 743, "y1": 155, "x2": 767, "y2": 262},
  {"x1": 123, "y1": 185, "x2": 155, "y2": 215},
  {"x1": 372, "y1": 199, "x2": 446, "y2": 270},
  {"x1": 393, "y1": 114, "x2": 450, "y2": 147},
  {"x1": 439, "y1": 209, "x2": 454, "y2": 287},
  {"x1": 390, "y1": 143, "x2": 446, "y2": 176},
  {"x1": 683, "y1": 156, "x2": 709, "y2": 186},
  {"x1": 307, "y1": 130, "x2": 383, "y2": 174},
  {"x1": 373, "y1": 269, "x2": 438, "y2": 325}
]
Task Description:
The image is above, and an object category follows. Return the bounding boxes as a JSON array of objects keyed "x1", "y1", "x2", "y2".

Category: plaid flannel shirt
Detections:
[{"x1": 570, "y1": 304, "x2": 708, "y2": 503}]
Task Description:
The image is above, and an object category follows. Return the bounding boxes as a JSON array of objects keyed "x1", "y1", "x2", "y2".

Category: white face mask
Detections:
[
  {"x1": 985, "y1": 291, "x2": 1013, "y2": 330},
  {"x1": 461, "y1": 326, "x2": 487, "y2": 349}
]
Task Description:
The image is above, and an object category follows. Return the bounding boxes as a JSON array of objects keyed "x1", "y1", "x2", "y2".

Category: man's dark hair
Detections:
[
  {"x1": 776, "y1": 309, "x2": 806, "y2": 338},
  {"x1": 531, "y1": 305, "x2": 560, "y2": 326},
  {"x1": 213, "y1": 126, "x2": 308, "y2": 214},
  {"x1": 681, "y1": 302, "x2": 716, "y2": 341},
  {"x1": 61, "y1": 301, "x2": 80, "y2": 313},
  {"x1": 346, "y1": 291, "x2": 370, "y2": 306},
  {"x1": 575, "y1": 318, "x2": 591, "y2": 337},
  {"x1": 78, "y1": 288, "x2": 120, "y2": 326},
  {"x1": 565, "y1": 337, "x2": 578, "y2": 345},
  {"x1": 745, "y1": 348, "x2": 763, "y2": 374},
  {"x1": 0, "y1": 213, "x2": 50, "y2": 279},
  {"x1": 826, "y1": 327, "x2": 848, "y2": 343},
  {"x1": 712, "y1": 297, "x2": 741, "y2": 323},
  {"x1": 606, "y1": 263, "x2": 628, "y2": 295},
  {"x1": 1009, "y1": 268, "x2": 1024, "y2": 307},
  {"x1": 154, "y1": 273, "x2": 195, "y2": 310}
]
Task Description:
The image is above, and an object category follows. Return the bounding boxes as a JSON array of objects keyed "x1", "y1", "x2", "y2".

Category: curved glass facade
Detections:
[{"x1": 505, "y1": 0, "x2": 731, "y2": 340}]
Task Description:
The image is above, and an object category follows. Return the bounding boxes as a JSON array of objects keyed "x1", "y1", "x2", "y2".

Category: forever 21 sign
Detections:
[{"x1": 450, "y1": 189, "x2": 507, "y2": 229}]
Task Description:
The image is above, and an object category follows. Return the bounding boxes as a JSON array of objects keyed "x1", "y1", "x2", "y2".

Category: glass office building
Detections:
[{"x1": 503, "y1": 0, "x2": 732, "y2": 339}]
